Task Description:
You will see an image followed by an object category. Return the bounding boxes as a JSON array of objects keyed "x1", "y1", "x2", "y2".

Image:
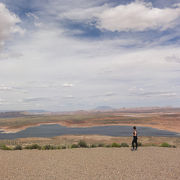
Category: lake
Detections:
[{"x1": 0, "y1": 124, "x2": 179, "y2": 139}]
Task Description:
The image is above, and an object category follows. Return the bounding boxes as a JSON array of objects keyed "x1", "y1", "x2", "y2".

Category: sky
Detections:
[{"x1": 0, "y1": 0, "x2": 180, "y2": 111}]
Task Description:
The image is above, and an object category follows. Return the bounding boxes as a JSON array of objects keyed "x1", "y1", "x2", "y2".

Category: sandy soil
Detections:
[{"x1": 0, "y1": 147, "x2": 180, "y2": 180}]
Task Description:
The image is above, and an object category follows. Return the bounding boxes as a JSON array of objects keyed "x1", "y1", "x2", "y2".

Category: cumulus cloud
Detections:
[
  {"x1": 96, "y1": 1, "x2": 180, "y2": 32},
  {"x1": 52, "y1": 1, "x2": 180, "y2": 32},
  {"x1": 0, "y1": 3, "x2": 24, "y2": 49}
]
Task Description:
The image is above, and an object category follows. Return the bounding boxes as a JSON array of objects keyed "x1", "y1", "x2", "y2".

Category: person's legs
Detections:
[
  {"x1": 135, "y1": 138, "x2": 138, "y2": 150},
  {"x1": 132, "y1": 139, "x2": 135, "y2": 150}
]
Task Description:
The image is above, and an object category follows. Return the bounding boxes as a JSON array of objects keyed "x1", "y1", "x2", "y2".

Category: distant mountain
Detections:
[
  {"x1": 26, "y1": 110, "x2": 48, "y2": 113},
  {"x1": 0, "y1": 111, "x2": 26, "y2": 118},
  {"x1": 94, "y1": 106, "x2": 114, "y2": 111}
]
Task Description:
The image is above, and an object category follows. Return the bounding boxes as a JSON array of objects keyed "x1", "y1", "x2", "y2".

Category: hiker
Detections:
[{"x1": 132, "y1": 126, "x2": 138, "y2": 150}]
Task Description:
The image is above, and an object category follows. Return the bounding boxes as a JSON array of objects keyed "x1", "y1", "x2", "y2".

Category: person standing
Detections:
[{"x1": 132, "y1": 126, "x2": 138, "y2": 151}]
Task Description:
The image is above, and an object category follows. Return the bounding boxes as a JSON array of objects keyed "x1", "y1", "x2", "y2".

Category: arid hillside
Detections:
[{"x1": 0, "y1": 107, "x2": 180, "y2": 133}]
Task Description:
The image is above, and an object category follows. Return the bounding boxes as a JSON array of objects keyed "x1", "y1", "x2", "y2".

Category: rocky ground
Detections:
[{"x1": 0, "y1": 147, "x2": 180, "y2": 180}]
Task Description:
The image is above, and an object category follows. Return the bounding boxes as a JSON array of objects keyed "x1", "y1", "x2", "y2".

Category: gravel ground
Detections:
[{"x1": 0, "y1": 147, "x2": 180, "y2": 180}]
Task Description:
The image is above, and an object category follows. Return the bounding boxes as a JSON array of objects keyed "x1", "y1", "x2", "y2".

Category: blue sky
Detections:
[{"x1": 0, "y1": 0, "x2": 180, "y2": 111}]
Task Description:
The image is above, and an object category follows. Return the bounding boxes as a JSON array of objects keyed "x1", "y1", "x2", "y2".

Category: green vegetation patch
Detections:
[
  {"x1": 25, "y1": 144, "x2": 41, "y2": 150},
  {"x1": 78, "y1": 140, "x2": 88, "y2": 148},
  {"x1": 97, "y1": 143, "x2": 105, "y2": 147},
  {"x1": 105, "y1": 144, "x2": 111, "y2": 148},
  {"x1": 0, "y1": 144, "x2": 12, "y2": 150},
  {"x1": 90, "y1": 144, "x2": 97, "y2": 148},
  {"x1": 71, "y1": 144, "x2": 79, "y2": 148},
  {"x1": 0, "y1": 140, "x2": 177, "y2": 151},
  {"x1": 111, "y1": 142, "x2": 121, "y2": 148},
  {"x1": 13, "y1": 145, "x2": 22, "y2": 150},
  {"x1": 160, "y1": 142, "x2": 176, "y2": 148},
  {"x1": 120, "y1": 143, "x2": 129, "y2": 147},
  {"x1": 42, "y1": 145, "x2": 57, "y2": 150}
]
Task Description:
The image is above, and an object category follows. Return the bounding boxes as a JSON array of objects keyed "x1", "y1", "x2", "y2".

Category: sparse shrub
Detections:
[
  {"x1": 98, "y1": 143, "x2": 105, "y2": 147},
  {"x1": 42, "y1": 145, "x2": 57, "y2": 150},
  {"x1": 78, "y1": 140, "x2": 88, "y2": 148},
  {"x1": 90, "y1": 144, "x2": 97, "y2": 148},
  {"x1": 105, "y1": 144, "x2": 111, "y2": 148},
  {"x1": 71, "y1": 144, "x2": 79, "y2": 148},
  {"x1": 150, "y1": 143, "x2": 157, "y2": 147},
  {"x1": 0, "y1": 144, "x2": 12, "y2": 150},
  {"x1": 138, "y1": 142, "x2": 142, "y2": 147},
  {"x1": 25, "y1": 144, "x2": 41, "y2": 150},
  {"x1": 120, "y1": 143, "x2": 129, "y2": 147},
  {"x1": 61, "y1": 145, "x2": 66, "y2": 149},
  {"x1": 143, "y1": 143, "x2": 157, "y2": 147},
  {"x1": 160, "y1": 142, "x2": 171, "y2": 147},
  {"x1": 172, "y1": 145, "x2": 176, "y2": 148},
  {"x1": 13, "y1": 145, "x2": 22, "y2": 150},
  {"x1": 111, "y1": 143, "x2": 121, "y2": 148},
  {"x1": 57, "y1": 146, "x2": 62, "y2": 149}
]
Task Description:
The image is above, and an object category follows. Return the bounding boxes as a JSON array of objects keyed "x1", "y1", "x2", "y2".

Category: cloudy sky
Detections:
[{"x1": 0, "y1": 0, "x2": 180, "y2": 111}]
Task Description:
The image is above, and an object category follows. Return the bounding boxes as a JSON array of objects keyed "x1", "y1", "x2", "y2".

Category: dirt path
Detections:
[{"x1": 0, "y1": 147, "x2": 180, "y2": 180}]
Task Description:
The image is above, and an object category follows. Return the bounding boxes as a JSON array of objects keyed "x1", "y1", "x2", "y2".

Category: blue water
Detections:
[{"x1": 0, "y1": 124, "x2": 179, "y2": 139}]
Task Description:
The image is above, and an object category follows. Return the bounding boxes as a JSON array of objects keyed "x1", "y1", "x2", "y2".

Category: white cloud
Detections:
[
  {"x1": 0, "y1": 84, "x2": 13, "y2": 91},
  {"x1": 59, "y1": 5, "x2": 107, "y2": 22},
  {"x1": 0, "y1": 3, "x2": 24, "y2": 49},
  {"x1": 0, "y1": 98, "x2": 5, "y2": 103},
  {"x1": 62, "y1": 83, "x2": 74, "y2": 87},
  {"x1": 1, "y1": 0, "x2": 180, "y2": 111},
  {"x1": 96, "y1": 1, "x2": 180, "y2": 32},
  {"x1": 128, "y1": 87, "x2": 177, "y2": 98},
  {"x1": 104, "y1": 92, "x2": 116, "y2": 96},
  {"x1": 26, "y1": 12, "x2": 39, "y2": 20},
  {"x1": 0, "y1": 52, "x2": 22, "y2": 61},
  {"x1": 50, "y1": 1, "x2": 180, "y2": 32},
  {"x1": 63, "y1": 95, "x2": 75, "y2": 99},
  {"x1": 1, "y1": 25, "x2": 180, "y2": 110},
  {"x1": 23, "y1": 97, "x2": 50, "y2": 102},
  {"x1": 140, "y1": 91, "x2": 177, "y2": 97},
  {"x1": 165, "y1": 55, "x2": 180, "y2": 63}
]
